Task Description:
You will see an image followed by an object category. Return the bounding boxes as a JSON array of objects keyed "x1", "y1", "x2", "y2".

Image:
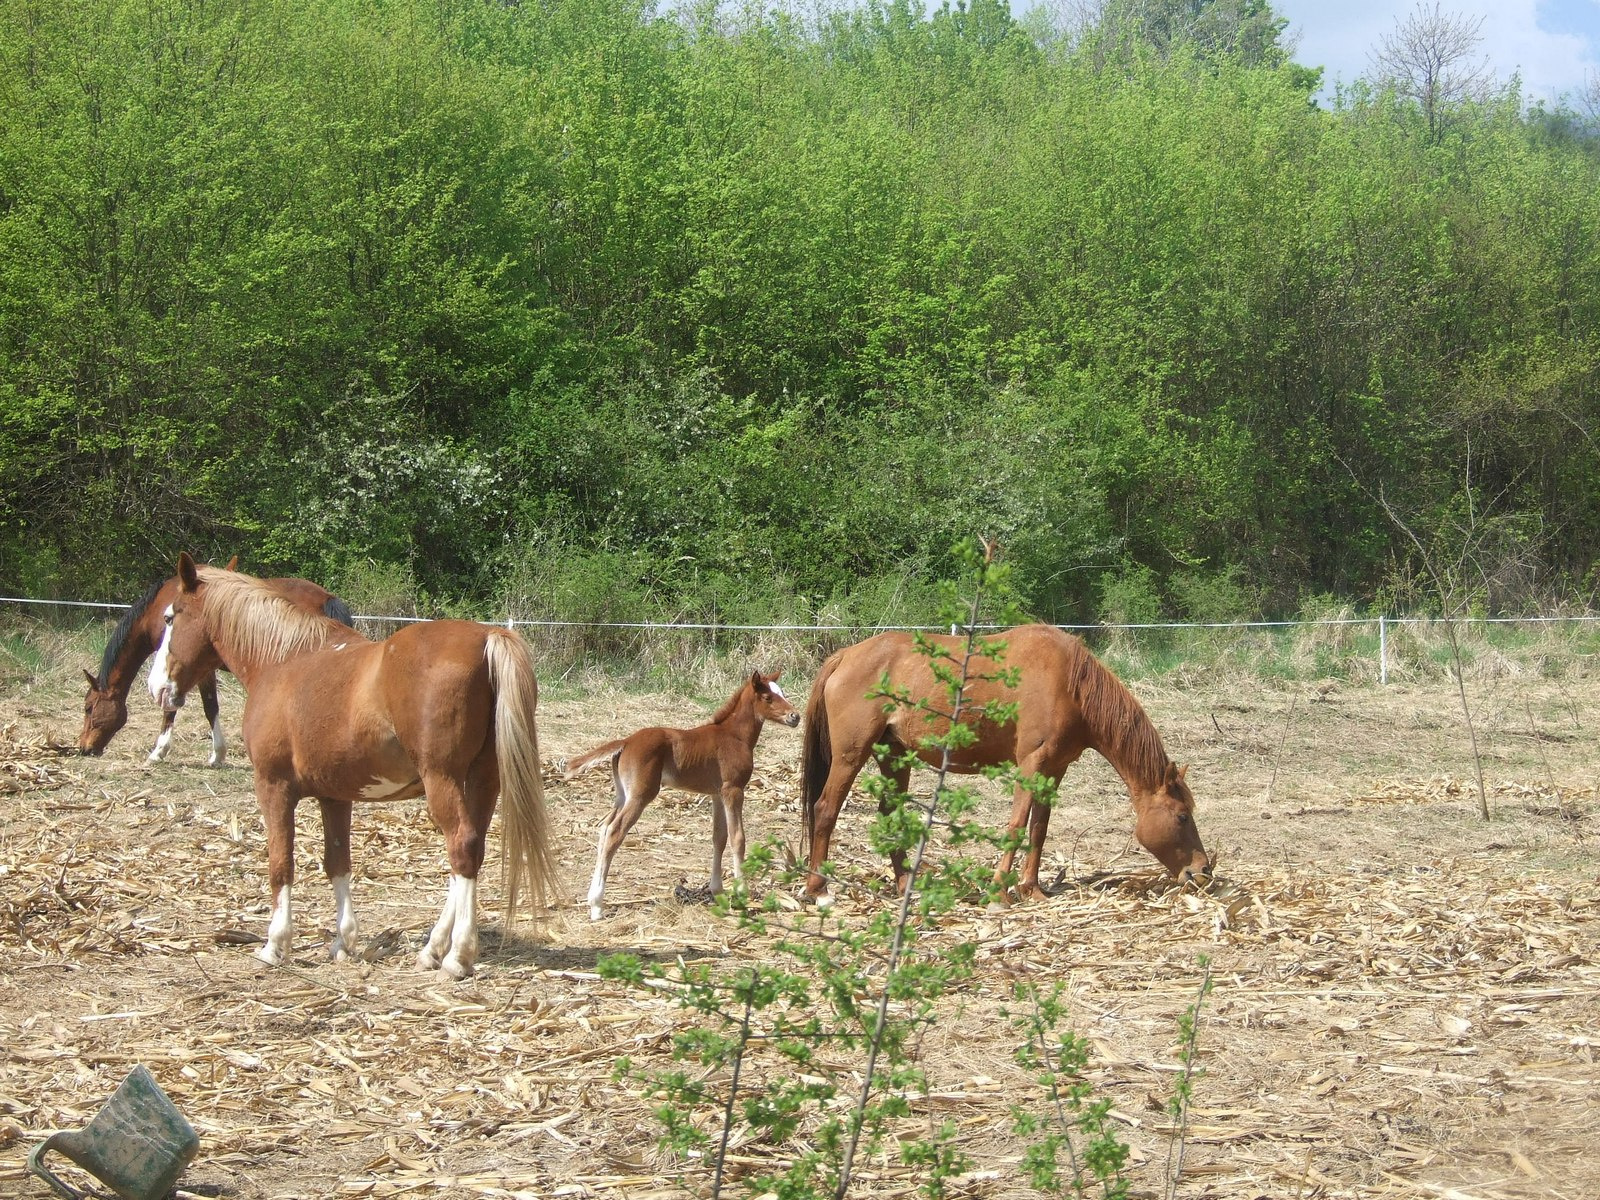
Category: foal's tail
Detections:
[
  {"x1": 485, "y1": 629, "x2": 556, "y2": 923},
  {"x1": 799, "y1": 652, "x2": 840, "y2": 855},
  {"x1": 562, "y1": 739, "x2": 628, "y2": 780}
]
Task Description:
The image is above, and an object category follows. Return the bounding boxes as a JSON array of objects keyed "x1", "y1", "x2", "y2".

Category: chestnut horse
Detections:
[
  {"x1": 78, "y1": 558, "x2": 354, "y2": 765},
  {"x1": 563, "y1": 672, "x2": 800, "y2": 920},
  {"x1": 800, "y1": 624, "x2": 1211, "y2": 902},
  {"x1": 148, "y1": 554, "x2": 555, "y2": 978}
]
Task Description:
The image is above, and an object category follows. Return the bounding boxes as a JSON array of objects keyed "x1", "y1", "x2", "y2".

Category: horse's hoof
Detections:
[
  {"x1": 813, "y1": 891, "x2": 834, "y2": 910},
  {"x1": 439, "y1": 956, "x2": 474, "y2": 980},
  {"x1": 255, "y1": 943, "x2": 285, "y2": 967},
  {"x1": 417, "y1": 947, "x2": 442, "y2": 971},
  {"x1": 206, "y1": 756, "x2": 227, "y2": 769},
  {"x1": 588, "y1": 905, "x2": 604, "y2": 922}
]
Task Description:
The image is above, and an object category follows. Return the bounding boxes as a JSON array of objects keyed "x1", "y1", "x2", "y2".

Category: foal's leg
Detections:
[
  {"x1": 417, "y1": 768, "x2": 493, "y2": 979},
  {"x1": 587, "y1": 752, "x2": 663, "y2": 921},
  {"x1": 710, "y1": 781, "x2": 749, "y2": 895},
  {"x1": 255, "y1": 780, "x2": 300, "y2": 966},
  {"x1": 200, "y1": 676, "x2": 226, "y2": 767},
  {"x1": 319, "y1": 798, "x2": 358, "y2": 960}
]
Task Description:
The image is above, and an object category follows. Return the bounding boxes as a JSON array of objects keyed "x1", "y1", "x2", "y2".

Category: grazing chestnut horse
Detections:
[
  {"x1": 147, "y1": 554, "x2": 555, "y2": 978},
  {"x1": 78, "y1": 558, "x2": 354, "y2": 765},
  {"x1": 564, "y1": 672, "x2": 800, "y2": 920},
  {"x1": 801, "y1": 624, "x2": 1211, "y2": 902}
]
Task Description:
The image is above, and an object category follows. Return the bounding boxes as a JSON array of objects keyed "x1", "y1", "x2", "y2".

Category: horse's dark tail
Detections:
[
  {"x1": 800, "y1": 652, "x2": 840, "y2": 856},
  {"x1": 323, "y1": 594, "x2": 356, "y2": 628}
]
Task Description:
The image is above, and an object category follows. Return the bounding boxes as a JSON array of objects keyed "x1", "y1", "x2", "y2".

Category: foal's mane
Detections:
[
  {"x1": 710, "y1": 676, "x2": 756, "y2": 723},
  {"x1": 98, "y1": 578, "x2": 167, "y2": 686},
  {"x1": 196, "y1": 568, "x2": 342, "y2": 665},
  {"x1": 1062, "y1": 636, "x2": 1172, "y2": 794}
]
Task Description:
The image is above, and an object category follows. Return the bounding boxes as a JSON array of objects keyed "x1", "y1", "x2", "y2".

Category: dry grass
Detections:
[{"x1": 0, "y1": 623, "x2": 1596, "y2": 1200}]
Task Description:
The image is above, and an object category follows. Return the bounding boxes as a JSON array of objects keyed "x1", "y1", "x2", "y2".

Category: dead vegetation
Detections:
[{"x1": 0, "y1": 625, "x2": 1596, "y2": 1200}]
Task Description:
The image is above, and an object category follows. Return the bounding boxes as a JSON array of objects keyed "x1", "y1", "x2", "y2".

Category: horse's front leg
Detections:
[
  {"x1": 147, "y1": 707, "x2": 179, "y2": 764},
  {"x1": 710, "y1": 781, "x2": 748, "y2": 894},
  {"x1": 256, "y1": 780, "x2": 300, "y2": 965},
  {"x1": 319, "y1": 798, "x2": 358, "y2": 960},
  {"x1": 200, "y1": 676, "x2": 226, "y2": 767}
]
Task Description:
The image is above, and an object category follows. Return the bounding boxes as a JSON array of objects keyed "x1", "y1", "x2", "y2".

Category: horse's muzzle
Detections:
[{"x1": 781, "y1": 712, "x2": 801, "y2": 728}]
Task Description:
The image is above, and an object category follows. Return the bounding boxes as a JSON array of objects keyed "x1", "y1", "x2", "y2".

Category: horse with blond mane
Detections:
[
  {"x1": 148, "y1": 553, "x2": 555, "y2": 978},
  {"x1": 78, "y1": 558, "x2": 354, "y2": 765},
  {"x1": 800, "y1": 624, "x2": 1211, "y2": 902}
]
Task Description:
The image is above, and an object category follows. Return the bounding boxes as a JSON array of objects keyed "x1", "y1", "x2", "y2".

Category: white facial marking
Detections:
[
  {"x1": 767, "y1": 680, "x2": 787, "y2": 701},
  {"x1": 147, "y1": 606, "x2": 176, "y2": 705},
  {"x1": 333, "y1": 643, "x2": 346, "y2": 651}
]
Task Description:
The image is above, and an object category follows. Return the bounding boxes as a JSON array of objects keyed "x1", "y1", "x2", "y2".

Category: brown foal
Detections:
[{"x1": 564, "y1": 671, "x2": 800, "y2": 920}]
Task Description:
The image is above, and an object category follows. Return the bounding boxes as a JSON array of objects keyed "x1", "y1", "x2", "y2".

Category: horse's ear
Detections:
[
  {"x1": 751, "y1": 670, "x2": 768, "y2": 692},
  {"x1": 82, "y1": 668, "x2": 100, "y2": 689},
  {"x1": 223, "y1": 555, "x2": 239, "y2": 571},
  {"x1": 177, "y1": 551, "x2": 201, "y2": 592},
  {"x1": 1178, "y1": 763, "x2": 1189, "y2": 782},
  {"x1": 1163, "y1": 762, "x2": 1181, "y2": 787}
]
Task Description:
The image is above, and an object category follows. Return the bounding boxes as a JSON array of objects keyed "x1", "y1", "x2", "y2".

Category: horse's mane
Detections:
[
  {"x1": 195, "y1": 568, "x2": 342, "y2": 664},
  {"x1": 710, "y1": 677, "x2": 753, "y2": 724},
  {"x1": 1063, "y1": 636, "x2": 1172, "y2": 793},
  {"x1": 98, "y1": 578, "x2": 167, "y2": 686}
]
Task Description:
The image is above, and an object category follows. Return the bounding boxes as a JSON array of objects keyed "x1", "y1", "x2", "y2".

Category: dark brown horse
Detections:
[
  {"x1": 148, "y1": 554, "x2": 555, "y2": 978},
  {"x1": 563, "y1": 672, "x2": 801, "y2": 920},
  {"x1": 78, "y1": 558, "x2": 354, "y2": 765},
  {"x1": 800, "y1": 624, "x2": 1211, "y2": 902}
]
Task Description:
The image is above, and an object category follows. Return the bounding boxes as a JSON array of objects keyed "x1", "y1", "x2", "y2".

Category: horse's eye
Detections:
[{"x1": 1176, "y1": 812, "x2": 1190, "y2": 826}]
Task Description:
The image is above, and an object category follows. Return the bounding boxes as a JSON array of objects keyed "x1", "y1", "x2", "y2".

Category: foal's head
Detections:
[
  {"x1": 1133, "y1": 763, "x2": 1212, "y2": 883},
  {"x1": 751, "y1": 672, "x2": 801, "y2": 728},
  {"x1": 77, "y1": 669, "x2": 126, "y2": 755}
]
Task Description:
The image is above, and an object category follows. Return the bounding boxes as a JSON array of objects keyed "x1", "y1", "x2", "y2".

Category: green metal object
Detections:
[{"x1": 28, "y1": 1065, "x2": 199, "y2": 1200}]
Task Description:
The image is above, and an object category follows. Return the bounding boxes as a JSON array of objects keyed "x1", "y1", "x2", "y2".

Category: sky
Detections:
[{"x1": 1272, "y1": 0, "x2": 1600, "y2": 107}]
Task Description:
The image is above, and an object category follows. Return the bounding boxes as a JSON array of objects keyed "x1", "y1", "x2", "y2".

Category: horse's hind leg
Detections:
[
  {"x1": 874, "y1": 757, "x2": 913, "y2": 894},
  {"x1": 587, "y1": 752, "x2": 662, "y2": 921},
  {"x1": 255, "y1": 779, "x2": 300, "y2": 966},
  {"x1": 319, "y1": 798, "x2": 358, "y2": 960},
  {"x1": 418, "y1": 764, "x2": 495, "y2": 979}
]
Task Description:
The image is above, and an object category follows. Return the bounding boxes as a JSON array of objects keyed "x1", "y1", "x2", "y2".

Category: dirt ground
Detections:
[{"x1": 0, "y1": 624, "x2": 1596, "y2": 1200}]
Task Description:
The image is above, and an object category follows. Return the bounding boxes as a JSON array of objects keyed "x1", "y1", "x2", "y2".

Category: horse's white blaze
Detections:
[
  {"x1": 207, "y1": 713, "x2": 227, "y2": 768},
  {"x1": 767, "y1": 680, "x2": 787, "y2": 701},
  {"x1": 329, "y1": 874, "x2": 357, "y2": 960},
  {"x1": 260, "y1": 885, "x2": 293, "y2": 965},
  {"x1": 146, "y1": 606, "x2": 176, "y2": 705}
]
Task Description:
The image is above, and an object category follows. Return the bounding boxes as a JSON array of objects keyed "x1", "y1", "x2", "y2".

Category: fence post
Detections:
[{"x1": 1378, "y1": 615, "x2": 1388, "y2": 685}]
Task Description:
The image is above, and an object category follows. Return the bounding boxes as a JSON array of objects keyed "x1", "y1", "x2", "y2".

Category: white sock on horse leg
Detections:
[
  {"x1": 259, "y1": 886, "x2": 292, "y2": 965},
  {"x1": 328, "y1": 875, "x2": 357, "y2": 960}
]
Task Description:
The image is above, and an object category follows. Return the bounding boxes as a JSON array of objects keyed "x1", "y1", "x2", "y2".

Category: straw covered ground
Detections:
[{"x1": 0, "y1": 621, "x2": 1596, "y2": 1200}]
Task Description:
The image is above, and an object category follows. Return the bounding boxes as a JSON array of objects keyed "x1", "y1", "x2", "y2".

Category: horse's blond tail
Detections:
[
  {"x1": 562, "y1": 738, "x2": 628, "y2": 780},
  {"x1": 485, "y1": 629, "x2": 556, "y2": 923}
]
